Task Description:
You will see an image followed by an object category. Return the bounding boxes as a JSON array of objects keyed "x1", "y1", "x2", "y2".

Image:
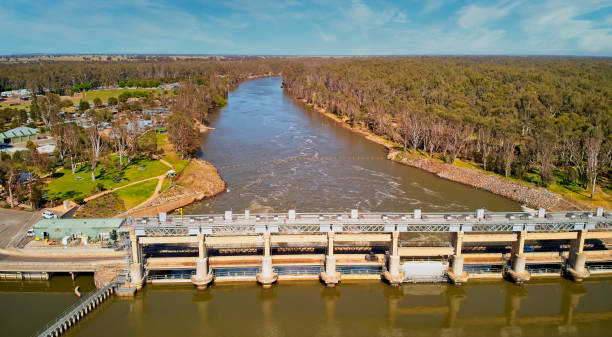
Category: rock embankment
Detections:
[{"x1": 389, "y1": 150, "x2": 580, "y2": 210}]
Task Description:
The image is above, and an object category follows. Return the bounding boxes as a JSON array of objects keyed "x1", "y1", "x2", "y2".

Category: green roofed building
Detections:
[
  {"x1": 0, "y1": 126, "x2": 38, "y2": 144},
  {"x1": 33, "y1": 218, "x2": 125, "y2": 241}
]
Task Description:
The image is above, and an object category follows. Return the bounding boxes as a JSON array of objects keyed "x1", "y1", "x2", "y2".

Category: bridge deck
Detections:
[{"x1": 128, "y1": 210, "x2": 612, "y2": 236}]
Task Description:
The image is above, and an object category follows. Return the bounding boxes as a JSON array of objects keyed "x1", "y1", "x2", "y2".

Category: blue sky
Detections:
[{"x1": 1, "y1": 0, "x2": 611, "y2": 56}]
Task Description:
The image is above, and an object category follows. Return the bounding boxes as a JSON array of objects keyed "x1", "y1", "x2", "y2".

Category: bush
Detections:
[
  {"x1": 74, "y1": 196, "x2": 85, "y2": 205},
  {"x1": 95, "y1": 182, "x2": 106, "y2": 192}
]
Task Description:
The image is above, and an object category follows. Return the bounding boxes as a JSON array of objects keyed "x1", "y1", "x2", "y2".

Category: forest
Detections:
[{"x1": 282, "y1": 57, "x2": 611, "y2": 198}]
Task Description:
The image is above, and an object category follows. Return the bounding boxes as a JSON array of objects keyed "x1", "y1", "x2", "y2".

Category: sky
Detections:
[{"x1": 0, "y1": 0, "x2": 611, "y2": 56}]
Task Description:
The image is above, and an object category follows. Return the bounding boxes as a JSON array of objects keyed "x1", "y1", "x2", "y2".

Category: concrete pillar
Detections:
[
  {"x1": 567, "y1": 229, "x2": 590, "y2": 281},
  {"x1": 452, "y1": 255, "x2": 464, "y2": 275},
  {"x1": 256, "y1": 231, "x2": 277, "y2": 288},
  {"x1": 130, "y1": 228, "x2": 140, "y2": 265},
  {"x1": 192, "y1": 234, "x2": 213, "y2": 289},
  {"x1": 508, "y1": 231, "x2": 530, "y2": 284},
  {"x1": 512, "y1": 255, "x2": 526, "y2": 274},
  {"x1": 321, "y1": 232, "x2": 340, "y2": 287},
  {"x1": 325, "y1": 255, "x2": 337, "y2": 276},
  {"x1": 383, "y1": 231, "x2": 404, "y2": 286},
  {"x1": 129, "y1": 262, "x2": 143, "y2": 290},
  {"x1": 198, "y1": 233, "x2": 206, "y2": 259},
  {"x1": 452, "y1": 231, "x2": 464, "y2": 256},
  {"x1": 448, "y1": 232, "x2": 468, "y2": 285},
  {"x1": 327, "y1": 231, "x2": 334, "y2": 255}
]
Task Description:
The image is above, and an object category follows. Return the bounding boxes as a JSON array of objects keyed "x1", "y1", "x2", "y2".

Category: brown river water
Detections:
[
  {"x1": 186, "y1": 76, "x2": 520, "y2": 214},
  {"x1": 1, "y1": 77, "x2": 611, "y2": 337}
]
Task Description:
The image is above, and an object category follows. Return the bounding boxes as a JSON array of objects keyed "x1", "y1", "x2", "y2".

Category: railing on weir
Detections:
[
  {"x1": 463, "y1": 265, "x2": 504, "y2": 274},
  {"x1": 147, "y1": 271, "x2": 195, "y2": 282},
  {"x1": 587, "y1": 264, "x2": 612, "y2": 273},
  {"x1": 273, "y1": 266, "x2": 323, "y2": 275},
  {"x1": 336, "y1": 265, "x2": 383, "y2": 275},
  {"x1": 127, "y1": 209, "x2": 612, "y2": 236},
  {"x1": 31, "y1": 270, "x2": 127, "y2": 337},
  {"x1": 212, "y1": 267, "x2": 261, "y2": 278},
  {"x1": 526, "y1": 267, "x2": 562, "y2": 275},
  {"x1": 404, "y1": 275, "x2": 449, "y2": 283}
]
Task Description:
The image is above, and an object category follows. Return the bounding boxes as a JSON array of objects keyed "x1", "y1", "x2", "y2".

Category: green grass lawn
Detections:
[
  {"x1": 156, "y1": 132, "x2": 189, "y2": 172},
  {"x1": 45, "y1": 155, "x2": 169, "y2": 201},
  {"x1": 114, "y1": 179, "x2": 159, "y2": 209}
]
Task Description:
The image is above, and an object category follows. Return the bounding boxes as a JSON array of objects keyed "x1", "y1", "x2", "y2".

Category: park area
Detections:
[{"x1": 45, "y1": 133, "x2": 191, "y2": 217}]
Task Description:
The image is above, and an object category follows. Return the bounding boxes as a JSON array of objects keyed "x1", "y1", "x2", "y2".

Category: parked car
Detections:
[
  {"x1": 42, "y1": 210, "x2": 57, "y2": 219},
  {"x1": 26, "y1": 229, "x2": 35, "y2": 237}
]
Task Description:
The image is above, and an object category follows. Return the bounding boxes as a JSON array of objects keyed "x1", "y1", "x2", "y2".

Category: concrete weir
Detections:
[{"x1": 123, "y1": 208, "x2": 612, "y2": 290}]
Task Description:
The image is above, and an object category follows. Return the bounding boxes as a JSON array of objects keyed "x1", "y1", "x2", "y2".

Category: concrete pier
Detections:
[
  {"x1": 448, "y1": 232, "x2": 468, "y2": 285},
  {"x1": 567, "y1": 229, "x2": 590, "y2": 282},
  {"x1": 256, "y1": 231, "x2": 278, "y2": 288},
  {"x1": 508, "y1": 231, "x2": 530, "y2": 284},
  {"x1": 191, "y1": 234, "x2": 213, "y2": 289},
  {"x1": 320, "y1": 232, "x2": 340, "y2": 287},
  {"x1": 128, "y1": 229, "x2": 144, "y2": 291},
  {"x1": 383, "y1": 232, "x2": 405, "y2": 286}
]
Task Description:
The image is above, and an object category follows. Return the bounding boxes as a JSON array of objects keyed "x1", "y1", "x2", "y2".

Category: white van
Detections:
[
  {"x1": 26, "y1": 229, "x2": 35, "y2": 237},
  {"x1": 42, "y1": 210, "x2": 57, "y2": 219}
]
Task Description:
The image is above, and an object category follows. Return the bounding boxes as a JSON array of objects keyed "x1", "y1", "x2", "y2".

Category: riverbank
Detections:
[
  {"x1": 124, "y1": 158, "x2": 226, "y2": 217},
  {"x1": 298, "y1": 98, "x2": 586, "y2": 211}
]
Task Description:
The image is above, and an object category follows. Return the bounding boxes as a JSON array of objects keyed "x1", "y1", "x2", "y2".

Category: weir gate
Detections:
[{"x1": 124, "y1": 208, "x2": 612, "y2": 290}]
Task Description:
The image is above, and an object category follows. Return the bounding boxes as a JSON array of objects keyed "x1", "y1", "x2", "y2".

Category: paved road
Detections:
[
  {"x1": 0, "y1": 208, "x2": 41, "y2": 248},
  {"x1": 0, "y1": 253, "x2": 124, "y2": 263}
]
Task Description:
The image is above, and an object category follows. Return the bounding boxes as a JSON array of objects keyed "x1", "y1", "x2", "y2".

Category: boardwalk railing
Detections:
[{"x1": 32, "y1": 271, "x2": 127, "y2": 337}]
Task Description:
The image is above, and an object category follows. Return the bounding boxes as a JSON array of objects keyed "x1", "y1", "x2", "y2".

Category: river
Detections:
[
  {"x1": 186, "y1": 76, "x2": 520, "y2": 214},
  {"x1": 2, "y1": 77, "x2": 611, "y2": 337}
]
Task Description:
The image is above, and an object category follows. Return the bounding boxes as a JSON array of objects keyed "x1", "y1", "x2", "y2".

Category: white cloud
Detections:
[
  {"x1": 522, "y1": 1, "x2": 612, "y2": 53},
  {"x1": 342, "y1": 0, "x2": 397, "y2": 31},
  {"x1": 457, "y1": 1, "x2": 519, "y2": 29},
  {"x1": 393, "y1": 11, "x2": 409, "y2": 24},
  {"x1": 422, "y1": 0, "x2": 447, "y2": 14},
  {"x1": 321, "y1": 32, "x2": 337, "y2": 42}
]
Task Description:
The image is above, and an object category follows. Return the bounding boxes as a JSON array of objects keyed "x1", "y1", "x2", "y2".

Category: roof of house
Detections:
[
  {"x1": 33, "y1": 218, "x2": 125, "y2": 229},
  {"x1": 0, "y1": 126, "x2": 38, "y2": 139}
]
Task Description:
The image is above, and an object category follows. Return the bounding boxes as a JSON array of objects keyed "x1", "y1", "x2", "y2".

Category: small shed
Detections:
[
  {"x1": 33, "y1": 218, "x2": 125, "y2": 241},
  {"x1": 0, "y1": 126, "x2": 38, "y2": 144}
]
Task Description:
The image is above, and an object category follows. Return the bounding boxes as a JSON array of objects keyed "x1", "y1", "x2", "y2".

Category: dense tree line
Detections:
[
  {"x1": 0, "y1": 57, "x2": 286, "y2": 95},
  {"x1": 283, "y1": 57, "x2": 611, "y2": 196}
]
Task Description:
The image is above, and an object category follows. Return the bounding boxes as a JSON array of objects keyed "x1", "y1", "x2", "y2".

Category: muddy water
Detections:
[
  {"x1": 51, "y1": 278, "x2": 612, "y2": 337},
  {"x1": 186, "y1": 76, "x2": 520, "y2": 214}
]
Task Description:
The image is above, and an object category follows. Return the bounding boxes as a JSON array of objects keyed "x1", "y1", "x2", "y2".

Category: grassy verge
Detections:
[
  {"x1": 114, "y1": 179, "x2": 159, "y2": 209},
  {"x1": 45, "y1": 155, "x2": 168, "y2": 201},
  {"x1": 156, "y1": 132, "x2": 189, "y2": 173}
]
